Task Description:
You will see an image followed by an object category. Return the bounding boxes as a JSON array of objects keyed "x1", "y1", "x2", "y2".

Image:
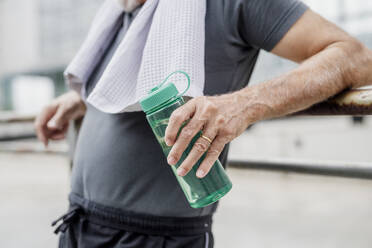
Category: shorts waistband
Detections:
[{"x1": 58, "y1": 193, "x2": 213, "y2": 236}]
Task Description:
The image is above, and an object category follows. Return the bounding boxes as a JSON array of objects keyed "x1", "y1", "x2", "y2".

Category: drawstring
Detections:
[{"x1": 52, "y1": 206, "x2": 81, "y2": 234}]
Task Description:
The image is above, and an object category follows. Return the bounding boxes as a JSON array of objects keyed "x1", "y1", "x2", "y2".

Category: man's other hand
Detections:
[{"x1": 34, "y1": 91, "x2": 86, "y2": 147}]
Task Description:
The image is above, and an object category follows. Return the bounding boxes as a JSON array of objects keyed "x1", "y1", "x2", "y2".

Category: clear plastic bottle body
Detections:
[{"x1": 146, "y1": 96, "x2": 232, "y2": 208}]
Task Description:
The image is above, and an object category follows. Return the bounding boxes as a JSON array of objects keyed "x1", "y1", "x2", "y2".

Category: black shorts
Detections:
[{"x1": 54, "y1": 194, "x2": 214, "y2": 248}]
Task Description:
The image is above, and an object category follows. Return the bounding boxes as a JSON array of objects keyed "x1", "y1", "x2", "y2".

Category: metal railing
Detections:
[
  {"x1": 2, "y1": 88, "x2": 371, "y2": 125},
  {"x1": 1, "y1": 88, "x2": 372, "y2": 179},
  {"x1": 0, "y1": 112, "x2": 36, "y2": 124},
  {"x1": 229, "y1": 158, "x2": 372, "y2": 180},
  {"x1": 295, "y1": 89, "x2": 372, "y2": 116}
]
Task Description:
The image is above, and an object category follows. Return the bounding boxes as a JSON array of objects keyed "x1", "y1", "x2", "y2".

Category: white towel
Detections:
[{"x1": 65, "y1": 0, "x2": 206, "y2": 113}]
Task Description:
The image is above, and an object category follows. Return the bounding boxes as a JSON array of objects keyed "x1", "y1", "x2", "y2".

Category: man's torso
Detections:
[{"x1": 71, "y1": 0, "x2": 307, "y2": 217}]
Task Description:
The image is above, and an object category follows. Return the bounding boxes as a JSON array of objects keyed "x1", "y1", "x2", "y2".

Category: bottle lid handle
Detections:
[{"x1": 158, "y1": 70, "x2": 191, "y2": 97}]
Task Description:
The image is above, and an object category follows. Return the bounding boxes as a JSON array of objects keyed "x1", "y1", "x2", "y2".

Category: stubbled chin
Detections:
[{"x1": 116, "y1": 0, "x2": 142, "y2": 12}]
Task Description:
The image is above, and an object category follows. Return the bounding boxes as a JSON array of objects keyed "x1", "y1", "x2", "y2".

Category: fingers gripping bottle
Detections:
[{"x1": 139, "y1": 71, "x2": 232, "y2": 208}]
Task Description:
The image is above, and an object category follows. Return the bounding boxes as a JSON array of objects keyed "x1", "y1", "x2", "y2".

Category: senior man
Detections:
[{"x1": 35, "y1": 0, "x2": 372, "y2": 247}]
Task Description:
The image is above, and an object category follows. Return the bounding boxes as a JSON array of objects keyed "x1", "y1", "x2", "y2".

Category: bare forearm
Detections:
[
  {"x1": 237, "y1": 40, "x2": 372, "y2": 124},
  {"x1": 164, "y1": 10, "x2": 372, "y2": 178}
]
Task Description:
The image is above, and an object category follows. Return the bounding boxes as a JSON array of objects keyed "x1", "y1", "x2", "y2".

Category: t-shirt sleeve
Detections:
[{"x1": 227, "y1": 0, "x2": 309, "y2": 51}]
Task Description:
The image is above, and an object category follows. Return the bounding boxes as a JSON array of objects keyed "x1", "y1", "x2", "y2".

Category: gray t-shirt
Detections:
[{"x1": 71, "y1": 0, "x2": 308, "y2": 217}]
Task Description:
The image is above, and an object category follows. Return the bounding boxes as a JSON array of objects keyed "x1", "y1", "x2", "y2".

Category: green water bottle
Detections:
[{"x1": 139, "y1": 71, "x2": 232, "y2": 208}]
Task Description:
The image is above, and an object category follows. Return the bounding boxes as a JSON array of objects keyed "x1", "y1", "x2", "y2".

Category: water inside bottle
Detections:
[{"x1": 152, "y1": 118, "x2": 232, "y2": 208}]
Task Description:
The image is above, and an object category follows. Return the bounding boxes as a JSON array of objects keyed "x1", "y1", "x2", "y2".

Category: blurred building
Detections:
[
  {"x1": 0, "y1": 0, "x2": 102, "y2": 110},
  {"x1": 0, "y1": 0, "x2": 101, "y2": 76},
  {"x1": 1, "y1": 0, "x2": 372, "y2": 110}
]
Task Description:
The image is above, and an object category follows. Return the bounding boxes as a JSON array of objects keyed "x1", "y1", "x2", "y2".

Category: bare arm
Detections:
[
  {"x1": 164, "y1": 9, "x2": 372, "y2": 178},
  {"x1": 239, "y1": 10, "x2": 372, "y2": 122}
]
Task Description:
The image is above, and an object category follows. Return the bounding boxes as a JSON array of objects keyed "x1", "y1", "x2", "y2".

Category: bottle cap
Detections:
[
  {"x1": 140, "y1": 82, "x2": 179, "y2": 113},
  {"x1": 140, "y1": 71, "x2": 191, "y2": 113}
]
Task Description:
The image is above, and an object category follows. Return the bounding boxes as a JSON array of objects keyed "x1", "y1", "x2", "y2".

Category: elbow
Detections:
[{"x1": 335, "y1": 39, "x2": 372, "y2": 88}]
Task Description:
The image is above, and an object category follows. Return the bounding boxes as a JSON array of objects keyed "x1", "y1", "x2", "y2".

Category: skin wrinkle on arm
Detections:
[{"x1": 238, "y1": 40, "x2": 372, "y2": 123}]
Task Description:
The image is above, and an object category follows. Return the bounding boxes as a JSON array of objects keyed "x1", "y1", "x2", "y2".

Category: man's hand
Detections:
[
  {"x1": 165, "y1": 93, "x2": 254, "y2": 179},
  {"x1": 34, "y1": 91, "x2": 86, "y2": 147}
]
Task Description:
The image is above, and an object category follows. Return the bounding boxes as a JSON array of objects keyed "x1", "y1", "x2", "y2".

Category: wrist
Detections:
[
  {"x1": 58, "y1": 91, "x2": 87, "y2": 119},
  {"x1": 234, "y1": 85, "x2": 274, "y2": 125}
]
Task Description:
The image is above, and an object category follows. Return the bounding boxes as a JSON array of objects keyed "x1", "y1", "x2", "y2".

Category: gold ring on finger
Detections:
[{"x1": 200, "y1": 135, "x2": 213, "y2": 145}]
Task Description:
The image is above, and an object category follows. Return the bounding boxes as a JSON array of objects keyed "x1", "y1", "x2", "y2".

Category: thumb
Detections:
[{"x1": 47, "y1": 106, "x2": 69, "y2": 130}]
